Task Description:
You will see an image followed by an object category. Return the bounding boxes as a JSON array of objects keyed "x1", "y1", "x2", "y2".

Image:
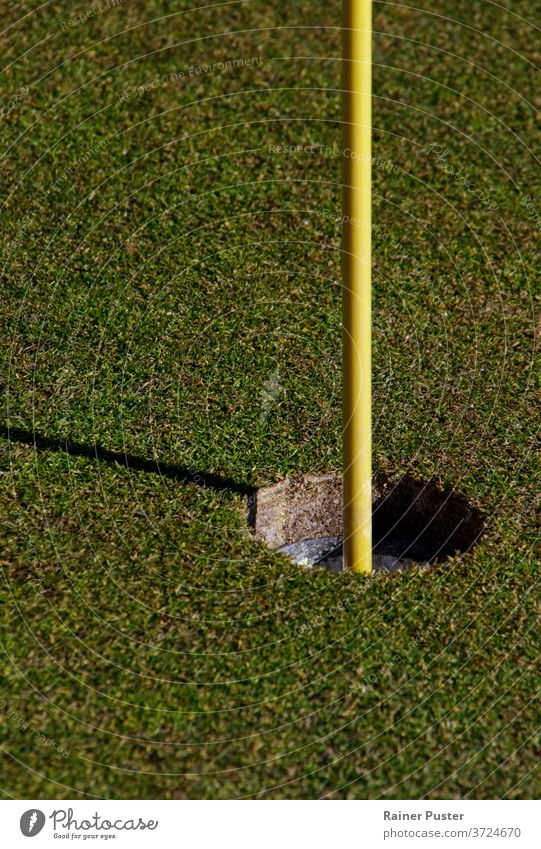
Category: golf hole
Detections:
[{"x1": 248, "y1": 473, "x2": 484, "y2": 574}]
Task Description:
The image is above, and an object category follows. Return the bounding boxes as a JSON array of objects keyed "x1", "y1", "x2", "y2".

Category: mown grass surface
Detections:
[{"x1": 0, "y1": 0, "x2": 539, "y2": 798}]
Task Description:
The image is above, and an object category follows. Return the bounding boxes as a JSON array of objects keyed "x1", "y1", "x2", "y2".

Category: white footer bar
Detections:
[{"x1": 3, "y1": 800, "x2": 539, "y2": 849}]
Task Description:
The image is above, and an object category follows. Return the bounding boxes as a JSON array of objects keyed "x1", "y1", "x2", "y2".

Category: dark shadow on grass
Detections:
[{"x1": 1, "y1": 426, "x2": 256, "y2": 498}]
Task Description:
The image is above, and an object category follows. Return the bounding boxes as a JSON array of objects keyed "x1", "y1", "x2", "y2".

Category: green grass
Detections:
[{"x1": 0, "y1": 0, "x2": 539, "y2": 798}]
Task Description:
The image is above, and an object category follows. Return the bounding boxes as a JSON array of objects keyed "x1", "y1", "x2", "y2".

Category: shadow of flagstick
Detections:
[{"x1": 1, "y1": 425, "x2": 256, "y2": 498}]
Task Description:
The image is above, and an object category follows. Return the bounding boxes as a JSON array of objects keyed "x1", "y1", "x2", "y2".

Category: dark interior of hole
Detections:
[{"x1": 372, "y1": 475, "x2": 485, "y2": 563}]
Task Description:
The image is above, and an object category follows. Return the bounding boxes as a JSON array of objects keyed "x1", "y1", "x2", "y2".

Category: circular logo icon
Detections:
[{"x1": 20, "y1": 810, "x2": 46, "y2": 837}]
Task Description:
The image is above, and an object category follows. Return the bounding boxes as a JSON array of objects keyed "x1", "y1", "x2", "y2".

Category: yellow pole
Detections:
[{"x1": 342, "y1": 0, "x2": 372, "y2": 574}]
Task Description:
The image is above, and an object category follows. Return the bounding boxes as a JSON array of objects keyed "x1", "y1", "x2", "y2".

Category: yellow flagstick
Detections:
[{"x1": 342, "y1": 0, "x2": 372, "y2": 573}]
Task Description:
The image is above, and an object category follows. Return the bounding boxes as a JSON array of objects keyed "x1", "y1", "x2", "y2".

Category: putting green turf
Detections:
[{"x1": 0, "y1": 0, "x2": 539, "y2": 798}]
